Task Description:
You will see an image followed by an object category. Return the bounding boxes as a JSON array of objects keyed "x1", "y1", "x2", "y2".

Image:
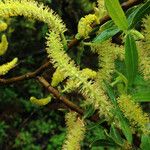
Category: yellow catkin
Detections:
[
  {"x1": 118, "y1": 95, "x2": 150, "y2": 134},
  {"x1": 91, "y1": 41, "x2": 117, "y2": 83},
  {"x1": 65, "y1": 112, "x2": 77, "y2": 131},
  {"x1": 138, "y1": 46, "x2": 150, "y2": 80},
  {"x1": 97, "y1": 0, "x2": 105, "y2": 9},
  {"x1": 51, "y1": 68, "x2": 95, "y2": 92},
  {"x1": 0, "y1": 57, "x2": 18, "y2": 76},
  {"x1": 0, "y1": 22, "x2": 8, "y2": 32},
  {"x1": 0, "y1": 0, "x2": 66, "y2": 34},
  {"x1": 96, "y1": 0, "x2": 107, "y2": 19},
  {"x1": 143, "y1": 15, "x2": 150, "y2": 43},
  {"x1": 78, "y1": 14, "x2": 99, "y2": 38},
  {"x1": 113, "y1": 45, "x2": 125, "y2": 61},
  {"x1": 81, "y1": 68, "x2": 97, "y2": 79},
  {"x1": 138, "y1": 15, "x2": 150, "y2": 80},
  {"x1": 51, "y1": 68, "x2": 66, "y2": 87},
  {"x1": 30, "y1": 96, "x2": 51, "y2": 106},
  {"x1": 63, "y1": 68, "x2": 97, "y2": 93},
  {"x1": 0, "y1": 34, "x2": 8, "y2": 56},
  {"x1": 62, "y1": 112, "x2": 85, "y2": 150}
]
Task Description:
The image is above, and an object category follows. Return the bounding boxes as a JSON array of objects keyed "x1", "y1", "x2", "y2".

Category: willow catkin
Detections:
[{"x1": 62, "y1": 112, "x2": 85, "y2": 150}]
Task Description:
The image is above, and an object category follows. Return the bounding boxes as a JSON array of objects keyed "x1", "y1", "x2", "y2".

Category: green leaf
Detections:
[
  {"x1": 128, "y1": 1, "x2": 150, "y2": 28},
  {"x1": 111, "y1": 71, "x2": 128, "y2": 94},
  {"x1": 115, "y1": 109, "x2": 132, "y2": 144},
  {"x1": 100, "y1": 20, "x2": 115, "y2": 31},
  {"x1": 140, "y1": 135, "x2": 150, "y2": 150},
  {"x1": 110, "y1": 124, "x2": 123, "y2": 145},
  {"x1": 91, "y1": 139, "x2": 118, "y2": 147},
  {"x1": 87, "y1": 119, "x2": 106, "y2": 130},
  {"x1": 134, "y1": 75, "x2": 150, "y2": 87},
  {"x1": 104, "y1": 81, "x2": 117, "y2": 106},
  {"x1": 93, "y1": 26, "x2": 120, "y2": 43},
  {"x1": 104, "y1": 82, "x2": 132, "y2": 144},
  {"x1": 83, "y1": 105, "x2": 95, "y2": 119},
  {"x1": 105, "y1": 0, "x2": 128, "y2": 31},
  {"x1": 125, "y1": 34, "x2": 138, "y2": 87},
  {"x1": 132, "y1": 91, "x2": 150, "y2": 102}
]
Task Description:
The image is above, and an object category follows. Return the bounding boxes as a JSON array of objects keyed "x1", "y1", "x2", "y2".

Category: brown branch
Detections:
[
  {"x1": 37, "y1": 76, "x2": 83, "y2": 114},
  {"x1": 0, "y1": 61, "x2": 51, "y2": 84},
  {"x1": 37, "y1": 76, "x2": 99, "y2": 122}
]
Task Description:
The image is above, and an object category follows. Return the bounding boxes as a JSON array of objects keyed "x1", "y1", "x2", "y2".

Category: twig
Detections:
[
  {"x1": 37, "y1": 76, "x2": 84, "y2": 114},
  {"x1": 37, "y1": 76, "x2": 99, "y2": 122},
  {"x1": 0, "y1": 61, "x2": 51, "y2": 84}
]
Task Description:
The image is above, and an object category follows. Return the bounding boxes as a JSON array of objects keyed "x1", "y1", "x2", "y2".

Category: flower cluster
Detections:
[
  {"x1": 138, "y1": 15, "x2": 150, "y2": 80},
  {"x1": 0, "y1": 0, "x2": 66, "y2": 33},
  {"x1": 0, "y1": 58, "x2": 18, "y2": 76},
  {"x1": 0, "y1": 35, "x2": 8, "y2": 56},
  {"x1": 91, "y1": 41, "x2": 117, "y2": 83},
  {"x1": 78, "y1": 14, "x2": 99, "y2": 38},
  {"x1": 118, "y1": 95, "x2": 150, "y2": 134},
  {"x1": 0, "y1": 21, "x2": 8, "y2": 32},
  {"x1": 62, "y1": 112, "x2": 85, "y2": 150},
  {"x1": 30, "y1": 96, "x2": 52, "y2": 106}
]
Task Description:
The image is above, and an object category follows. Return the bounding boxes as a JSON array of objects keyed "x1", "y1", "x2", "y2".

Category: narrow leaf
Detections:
[
  {"x1": 132, "y1": 91, "x2": 150, "y2": 102},
  {"x1": 140, "y1": 135, "x2": 150, "y2": 150},
  {"x1": 104, "y1": 81, "x2": 118, "y2": 106},
  {"x1": 83, "y1": 105, "x2": 95, "y2": 119},
  {"x1": 100, "y1": 20, "x2": 115, "y2": 31},
  {"x1": 93, "y1": 26, "x2": 120, "y2": 43},
  {"x1": 91, "y1": 139, "x2": 118, "y2": 147},
  {"x1": 125, "y1": 34, "x2": 138, "y2": 86},
  {"x1": 110, "y1": 124, "x2": 123, "y2": 145},
  {"x1": 88, "y1": 119, "x2": 106, "y2": 130},
  {"x1": 128, "y1": 1, "x2": 150, "y2": 28},
  {"x1": 105, "y1": 0, "x2": 128, "y2": 31},
  {"x1": 115, "y1": 110, "x2": 132, "y2": 144},
  {"x1": 104, "y1": 81, "x2": 132, "y2": 143}
]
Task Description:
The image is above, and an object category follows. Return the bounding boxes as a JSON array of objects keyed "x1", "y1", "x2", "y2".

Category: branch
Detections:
[
  {"x1": 37, "y1": 76, "x2": 99, "y2": 122},
  {"x1": 0, "y1": 61, "x2": 51, "y2": 84}
]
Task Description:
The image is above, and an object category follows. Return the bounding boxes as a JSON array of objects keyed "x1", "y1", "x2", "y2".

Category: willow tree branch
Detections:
[
  {"x1": 37, "y1": 76, "x2": 99, "y2": 122},
  {"x1": 37, "y1": 76, "x2": 83, "y2": 114},
  {"x1": 0, "y1": 61, "x2": 51, "y2": 84}
]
